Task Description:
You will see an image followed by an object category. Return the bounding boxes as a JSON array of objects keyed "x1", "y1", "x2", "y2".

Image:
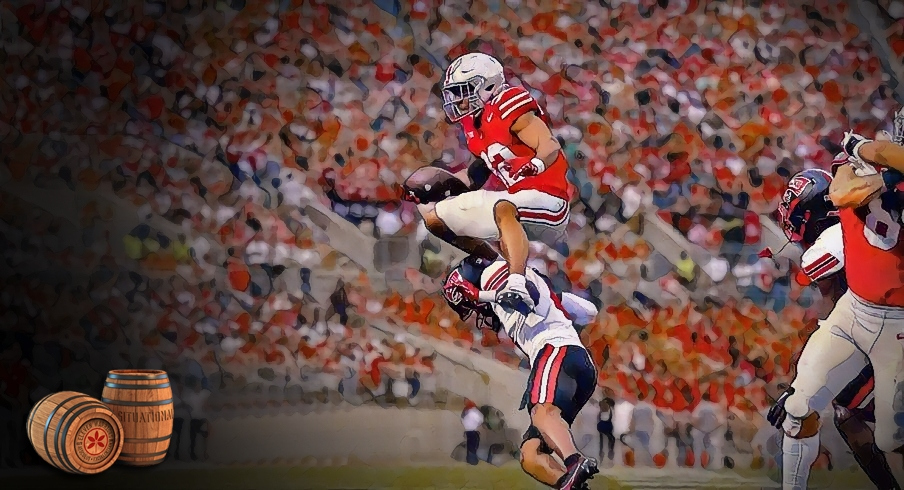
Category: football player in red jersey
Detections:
[
  {"x1": 765, "y1": 169, "x2": 898, "y2": 490},
  {"x1": 768, "y1": 119, "x2": 904, "y2": 487},
  {"x1": 406, "y1": 52, "x2": 572, "y2": 313}
]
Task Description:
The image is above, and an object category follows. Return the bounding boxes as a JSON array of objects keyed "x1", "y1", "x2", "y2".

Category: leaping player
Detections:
[
  {"x1": 404, "y1": 52, "x2": 572, "y2": 314},
  {"x1": 441, "y1": 255, "x2": 599, "y2": 490},
  {"x1": 767, "y1": 112, "x2": 904, "y2": 489},
  {"x1": 765, "y1": 168, "x2": 898, "y2": 490}
]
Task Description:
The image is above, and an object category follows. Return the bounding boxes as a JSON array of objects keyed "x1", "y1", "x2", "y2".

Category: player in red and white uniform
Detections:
[
  {"x1": 405, "y1": 52, "x2": 572, "y2": 314},
  {"x1": 769, "y1": 117, "x2": 904, "y2": 488},
  {"x1": 442, "y1": 255, "x2": 599, "y2": 490},
  {"x1": 766, "y1": 169, "x2": 897, "y2": 490}
]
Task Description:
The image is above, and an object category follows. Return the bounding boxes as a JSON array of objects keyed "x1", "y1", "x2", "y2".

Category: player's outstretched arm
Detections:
[
  {"x1": 859, "y1": 139, "x2": 904, "y2": 173},
  {"x1": 510, "y1": 112, "x2": 561, "y2": 173},
  {"x1": 829, "y1": 164, "x2": 886, "y2": 208},
  {"x1": 843, "y1": 131, "x2": 904, "y2": 173}
]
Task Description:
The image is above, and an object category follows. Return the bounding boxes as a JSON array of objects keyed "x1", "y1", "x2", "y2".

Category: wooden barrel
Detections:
[
  {"x1": 101, "y1": 370, "x2": 174, "y2": 466},
  {"x1": 26, "y1": 391, "x2": 123, "y2": 474}
]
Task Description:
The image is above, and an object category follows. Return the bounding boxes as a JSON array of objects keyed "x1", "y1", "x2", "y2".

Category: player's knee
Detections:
[
  {"x1": 519, "y1": 438, "x2": 540, "y2": 467},
  {"x1": 423, "y1": 209, "x2": 452, "y2": 236},
  {"x1": 784, "y1": 411, "x2": 821, "y2": 439},
  {"x1": 493, "y1": 200, "x2": 518, "y2": 224},
  {"x1": 422, "y1": 209, "x2": 442, "y2": 230},
  {"x1": 531, "y1": 403, "x2": 562, "y2": 422},
  {"x1": 783, "y1": 392, "x2": 812, "y2": 421}
]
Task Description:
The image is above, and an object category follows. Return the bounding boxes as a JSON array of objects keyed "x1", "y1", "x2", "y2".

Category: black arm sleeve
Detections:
[{"x1": 467, "y1": 159, "x2": 492, "y2": 190}]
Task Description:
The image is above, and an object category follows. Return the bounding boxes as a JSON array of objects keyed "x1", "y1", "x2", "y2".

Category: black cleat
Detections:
[{"x1": 559, "y1": 456, "x2": 599, "y2": 490}]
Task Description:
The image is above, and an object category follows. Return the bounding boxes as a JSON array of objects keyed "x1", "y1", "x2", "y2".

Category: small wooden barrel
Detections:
[
  {"x1": 101, "y1": 370, "x2": 174, "y2": 466},
  {"x1": 26, "y1": 391, "x2": 123, "y2": 474}
]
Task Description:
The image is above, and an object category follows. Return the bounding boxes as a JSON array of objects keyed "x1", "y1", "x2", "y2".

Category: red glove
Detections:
[
  {"x1": 442, "y1": 269, "x2": 479, "y2": 305},
  {"x1": 508, "y1": 156, "x2": 546, "y2": 179}
]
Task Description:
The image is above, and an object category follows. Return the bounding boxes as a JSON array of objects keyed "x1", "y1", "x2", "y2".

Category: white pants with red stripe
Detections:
[
  {"x1": 434, "y1": 188, "x2": 568, "y2": 241},
  {"x1": 784, "y1": 290, "x2": 904, "y2": 452}
]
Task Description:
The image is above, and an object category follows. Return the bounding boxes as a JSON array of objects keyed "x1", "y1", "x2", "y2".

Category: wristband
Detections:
[
  {"x1": 530, "y1": 157, "x2": 547, "y2": 173},
  {"x1": 850, "y1": 159, "x2": 878, "y2": 177},
  {"x1": 478, "y1": 290, "x2": 496, "y2": 303},
  {"x1": 845, "y1": 136, "x2": 871, "y2": 162}
]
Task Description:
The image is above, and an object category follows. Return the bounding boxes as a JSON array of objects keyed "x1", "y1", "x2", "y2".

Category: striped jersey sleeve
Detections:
[
  {"x1": 489, "y1": 86, "x2": 542, "y2": 124},
  {"x1": 800, "y1": 223, "x2": 845, "y2": 282},
  {"x1": 480, "y1": 261, "x2": 510, "y2": 291}
]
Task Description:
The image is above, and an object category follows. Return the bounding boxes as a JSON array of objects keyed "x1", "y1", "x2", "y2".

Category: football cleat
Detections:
[
  {"x1": 558, "y1": 456, "x2": 599, "y2": 490},
  {"x1": 402, "y1": 166, "x2": 470, "y2": 205}
]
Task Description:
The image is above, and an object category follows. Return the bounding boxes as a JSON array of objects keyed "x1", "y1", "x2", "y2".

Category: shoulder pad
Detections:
[{"x1": 487, "y1": 86, "x2": 541, "y2": 125}]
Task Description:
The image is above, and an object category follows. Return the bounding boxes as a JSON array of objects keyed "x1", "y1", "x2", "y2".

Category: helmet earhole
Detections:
[{"x1": 484, "y1": 84, "x2": 495, "y2": 92}]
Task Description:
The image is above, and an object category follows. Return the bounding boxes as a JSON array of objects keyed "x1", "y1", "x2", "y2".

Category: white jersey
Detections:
[
  {"x1": 800, "y1": 223, "x2": 844, "y2": 282},
  {"x1": 479, "y1": 261, "x2": 586, "y2": 366}
]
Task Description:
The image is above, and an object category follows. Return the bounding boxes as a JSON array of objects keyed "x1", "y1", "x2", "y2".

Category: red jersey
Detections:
[
  {"x1": 840, "y1": 194, "x2": 904, "y2": 307},
  {"x1": 459, "y1": 85, "x2": 570, "y2": 200}
]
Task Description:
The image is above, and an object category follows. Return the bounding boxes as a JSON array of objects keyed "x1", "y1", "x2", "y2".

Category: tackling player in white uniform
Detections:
[{"x1": 442, "y1": 255, "x2": 599, "y2": 490}]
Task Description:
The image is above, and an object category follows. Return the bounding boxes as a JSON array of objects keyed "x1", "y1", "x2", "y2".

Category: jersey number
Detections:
[
  {"x1": 863, "y1": 197, "x2": 901, "y2": 250},
  {"x1": 480, "y1": 143, "x2": 518, "y2": 186}
]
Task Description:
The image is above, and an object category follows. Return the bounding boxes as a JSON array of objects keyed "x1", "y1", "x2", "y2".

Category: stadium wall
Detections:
[
  {"x1": 206, "y1": 405, "x2": 467, "y2": 465},
  {"x1": 370, "y1": 319, "x2": 533, "y2": 433}
]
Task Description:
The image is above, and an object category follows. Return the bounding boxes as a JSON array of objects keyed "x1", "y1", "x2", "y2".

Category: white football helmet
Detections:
[
  {"x1": 893, "y1": 107, "x2": 904, "y2": 145},
  {"x1": 877, "y1": 107, "x2": 904, "y2": 145},
  {"x1": 442, "y1": 52, "x2": 505, "y2": 122}
]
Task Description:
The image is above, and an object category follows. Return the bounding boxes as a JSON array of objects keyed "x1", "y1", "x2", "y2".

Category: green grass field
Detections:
[{"x1": 0, "y1": 463, "x2": 880, "y2": 490}]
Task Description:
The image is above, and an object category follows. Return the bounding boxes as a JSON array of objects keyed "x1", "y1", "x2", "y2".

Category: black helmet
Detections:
[
  {"x1": 442, "y1": 255, "x2": 498, "y2": 330},
  {"x1": 776, "y1": 168, "x2": 839, "y2": 247}
]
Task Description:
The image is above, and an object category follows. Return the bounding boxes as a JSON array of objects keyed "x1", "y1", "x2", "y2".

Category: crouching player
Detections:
[{"x1": 441, "y1": 255, "x2": 600, "y2": 490}]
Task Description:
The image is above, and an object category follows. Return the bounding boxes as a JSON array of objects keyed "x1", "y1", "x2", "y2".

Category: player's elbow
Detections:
[
  {"x1": 827, "y1": 189, "x2": 855, "y2": 208},
  {"x1": 868, "y1": 141, "x2": 904, "y2": 172},
  {"x1": 538, "y1": 137, "x2": 562, "y2": 161},
  {"x1": 828, "y1": 186, "x2": 879, "y2": 209}
]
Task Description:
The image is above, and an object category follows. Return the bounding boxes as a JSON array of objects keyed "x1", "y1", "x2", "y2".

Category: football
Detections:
[{"x1": 402, "y1": 166, "x2": 470, "y2": 204}]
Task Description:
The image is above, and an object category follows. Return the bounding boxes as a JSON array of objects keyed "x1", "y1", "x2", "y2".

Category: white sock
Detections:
[{"x1": 782, "y1": 433, "x2": 819, "y2": 490}]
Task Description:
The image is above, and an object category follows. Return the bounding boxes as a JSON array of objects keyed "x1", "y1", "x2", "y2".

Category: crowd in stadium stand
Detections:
[{"x1": 0, "y1": 0, "x2": 897, "y2": 470}]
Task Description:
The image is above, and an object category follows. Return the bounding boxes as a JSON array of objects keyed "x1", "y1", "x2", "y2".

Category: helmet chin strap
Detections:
[
  {"x1": 759, "y1": 238, "x2": 794, "y2": 261},
  {"x1": 771, "y1": 239, "x2": 794, "y2": 258}
]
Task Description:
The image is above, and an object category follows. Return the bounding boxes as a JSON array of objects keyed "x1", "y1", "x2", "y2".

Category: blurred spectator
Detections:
[
  {"x1": 185, "y1": 375, "x2": 211, "y2": 462},
  {"x1": 597, "y1": 397, "x2": 616, "y2": 465},
  {"x1": 630, "y1": 391, "x2": 657, "y2": 467},
  {"x1": 613, "y1": 394, "x2": 635, "y2": 466},
  {"x1": 171, "y1": 376, "x2": 190, "y2": 461},
  {"x1": 462, "y1": 398, "x2": 484, "y2": 466},
  {"x1": 325, "y1": 279, "x2": 350, "y2": 326},
  {"x1": 691, "y1": 392, "x2": 727, "y2": 469}
]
